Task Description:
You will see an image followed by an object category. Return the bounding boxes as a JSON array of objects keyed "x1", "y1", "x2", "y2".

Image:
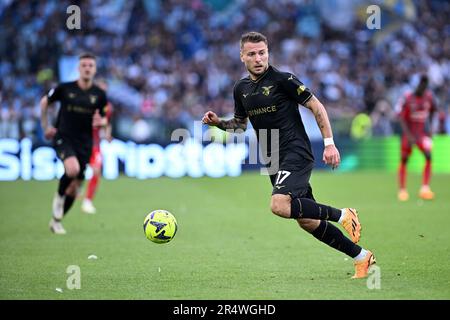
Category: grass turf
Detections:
[{"x1": 0, "y1": 171, "x2": 449, "y2": 299}]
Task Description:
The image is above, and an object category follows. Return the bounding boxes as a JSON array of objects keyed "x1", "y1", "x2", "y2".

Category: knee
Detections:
[
  {"x1": 270, "y1": 196, "x2": 290, "y2": 218},
  {"x1": 66, "y1": 168, "x2": 79, "y2": 179},
  {"x1": 65, "y1": 163, "x2": 80, "y2": 178},
  {"x1": 297, "y1": 218, "x2": 319, "y2": 233}
]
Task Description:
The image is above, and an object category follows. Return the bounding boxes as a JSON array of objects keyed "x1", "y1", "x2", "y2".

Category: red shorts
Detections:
[
  {"x1": 89, "y1": 146, "x2": 102, "y2": 169},
  {"x1": 401, "y1": 135, "x2": 432, "y2": 158}
]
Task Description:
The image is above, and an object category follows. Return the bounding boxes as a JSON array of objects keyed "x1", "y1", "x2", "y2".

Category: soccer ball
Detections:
[{"x1": 143, "y1": 210, "x2": 178, "y2": 244}]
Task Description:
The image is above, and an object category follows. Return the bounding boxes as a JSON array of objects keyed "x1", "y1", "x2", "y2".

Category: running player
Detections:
[
  {"x1": 202, "y1": 32, "x2": 375, "y2": 279},
  {"x1": 40, "y1": 53, "x2": 108, "y2": 234}
]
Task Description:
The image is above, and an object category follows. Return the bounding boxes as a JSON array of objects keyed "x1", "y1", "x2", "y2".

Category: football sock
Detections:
[
  {"x1": 354, "y1": 248, "x2": 368, "y2": 261},
  {"x1": 290, "y1": 197, "x2": 341, "y2": 222},
  {"x1": 86, "y1": 174, "x2": 99, "y2": 200},
  {"x1": 63, "y1": 195, "x2": 75, "y2": 215},
  {"x1": 338, "y1": 209, "x2": 345, "y2": 224},
  {"x1": 58, "y1": 174, "x2": 73, "y2": 197},
  {"x1": 399, "y1": 161, "x2": 407, "y2": 190},
  {"x1": 422, "y1": 159, "x2": 431, "y2": 187},
  {"x1": 312, "y1": 220, "x2": 362, "y2": 258}
]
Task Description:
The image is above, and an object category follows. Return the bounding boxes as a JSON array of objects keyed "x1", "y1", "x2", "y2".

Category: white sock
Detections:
[
  {"x1": 338, "y1": 209, "x2": 346, "y2": 224},
  {"x1": 354, "y1": 248, "x2": 368, "y2": 261}
]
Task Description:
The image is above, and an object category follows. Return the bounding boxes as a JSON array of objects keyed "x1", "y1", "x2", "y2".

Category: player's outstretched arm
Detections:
[
  {"x1": 202, "y1": 111, "x2": 248, "y2": 131},
  {"x1": 304, "y1": 95, "x2": 340, "y2": 169},
  {"x1": 40, "y1": 95, "x2": 57, "y2": 140}
]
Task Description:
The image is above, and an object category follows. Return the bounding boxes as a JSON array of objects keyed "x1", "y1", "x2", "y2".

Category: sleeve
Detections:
[
  {"x1": 46, "y1": 84, "x2": 63, "y2": 103},
  {"x1": 279, "y1": 73, "x2": 313, "y2": 106},
  {"x1": 233, "y1": 83, "x2": 247, "y2": 119}
]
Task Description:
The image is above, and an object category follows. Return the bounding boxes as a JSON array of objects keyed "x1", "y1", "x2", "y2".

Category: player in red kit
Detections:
[
  {"x1": 81, "y1": 80, "x2": 113, "y2": 214},
  {"x1": 397, "y1": 75, "x2": 436, "y2": 201}
]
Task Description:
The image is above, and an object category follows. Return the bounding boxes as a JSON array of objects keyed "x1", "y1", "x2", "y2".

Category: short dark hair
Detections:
[
  {"x1": 79, "y1": 52, "x2": 96, "y2": 61},
  {"x1": 419, "y1": 74, "x2": 428, "y2": 84},
  {"x1": 240, "y1": 32, "x2": 268, "y2": 49}
]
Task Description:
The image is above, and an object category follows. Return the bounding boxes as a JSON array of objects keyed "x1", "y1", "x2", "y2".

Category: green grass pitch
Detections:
[{"x1": 1, "y1": 171, "x2": 449, "y2": 299}]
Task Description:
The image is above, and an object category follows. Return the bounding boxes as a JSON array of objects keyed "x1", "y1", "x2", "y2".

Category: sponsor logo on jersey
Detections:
[{"x1": 247, "y1": 105, "x2": 277, "y2": 117}]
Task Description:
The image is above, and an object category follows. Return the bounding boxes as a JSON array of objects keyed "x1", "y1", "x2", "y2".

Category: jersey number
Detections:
[{"x1": 275, "y1": 170, "x2": 291, "y2": 185}]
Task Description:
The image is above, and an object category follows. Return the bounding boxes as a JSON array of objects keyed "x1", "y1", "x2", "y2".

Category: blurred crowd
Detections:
[{"x1": 0, "y1": 0, "x2": 449, "y2": 144}]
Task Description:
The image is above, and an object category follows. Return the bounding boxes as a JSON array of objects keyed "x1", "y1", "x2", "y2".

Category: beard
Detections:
[{"x1": 248, "y1": 64, "x2": 268, "y2": 79}]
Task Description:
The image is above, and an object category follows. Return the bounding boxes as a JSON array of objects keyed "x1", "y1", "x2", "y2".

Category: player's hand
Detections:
[
  {"x1": 202, "y1": 111, "x2": 220, "y2": 126},
  {"x1": 44, "y1": 127, "x2": 57, "y2": 140},
  {"x1": 92, "y1": 110, "x2": 103, "y2": 128},
  {"x1": 323, "y1": 145, "x2": 341, "y2": 170}
]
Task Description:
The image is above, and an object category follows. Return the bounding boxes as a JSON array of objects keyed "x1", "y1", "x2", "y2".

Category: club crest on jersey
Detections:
[
  {"x1": 89, "y1": 95, "x2": 97, "y2": 104},
  {"x1": 262, "y1": 86, "x2": 274, "y2": 96},
  {"x1": 68, "y1": 92, "x2": 76, "y2": 99},
  {"x1": 297, "y1": 85, "x2": 306, "y2": 95}
]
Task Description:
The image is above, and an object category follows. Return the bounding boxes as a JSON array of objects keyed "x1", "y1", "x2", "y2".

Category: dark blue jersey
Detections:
[
  {"x1": 233, "y1": 65, "x2": 314, "y2": 170},
  {"x1": 47, "y1": 81, "x2": 107, "y2": 143}
]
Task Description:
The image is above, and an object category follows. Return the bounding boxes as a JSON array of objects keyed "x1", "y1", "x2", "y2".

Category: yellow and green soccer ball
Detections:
[{"x1": 143, "y1": 210, "x2": 178, "y2": 244}]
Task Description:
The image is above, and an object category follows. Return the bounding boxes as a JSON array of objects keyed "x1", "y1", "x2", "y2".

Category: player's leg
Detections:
[
  {"x1": 398, "y1": 135, "x2": 411, "y2": 201},
  {"x1": 50, "y1": 156, "x2": 80, "y2": 234},
  {"x1": 270, "y1": 167, "x2": 342, "y2": 220},
  {"x1": 270, "y1": 170, "x2": 375, "y2": 278},
  {"x1": 54, "y1": 156, "x2": 80, "y2": 216},
  {"x1": 64, "y1": 178, "x2": 83, "y2": 214},
  {"x1": 271, "y1": 192, "x2": 361, "y2": 246},
  {"x1": 417, "y1": 136, "x2": 434, "y2": 200},
  {"x1": 82, "y1": 148, "x2": 102, "y2": 214}
]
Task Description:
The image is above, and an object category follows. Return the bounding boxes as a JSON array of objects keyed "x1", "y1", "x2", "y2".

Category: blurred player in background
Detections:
[
  {"x1": 81, "y1": 80, "x2": 113, "y2": 214},
  {"x1": 203, "y1": 32, "x2": 375, "y2": 279},
  {"x1": 40, "y1": 53, "x2": 108, "y2": 234},
  {"x1": 397, "y1": 75, "x2": 437, "y2": 201}
]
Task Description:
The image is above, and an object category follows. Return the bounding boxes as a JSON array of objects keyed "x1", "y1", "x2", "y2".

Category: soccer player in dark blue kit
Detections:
[
  {"x1": 202, "y1": 32, "x2": 376, "y2": 278},
  {"x1": 40, "y1": 53, "x2": 108, "y2": 234}
]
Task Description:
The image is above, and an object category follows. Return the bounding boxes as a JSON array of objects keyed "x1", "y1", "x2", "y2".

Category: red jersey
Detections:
[
  {"x1": 93, "y1": 102, "x2": 113, "y2": 147},
  {"x1": 397, "y1": 90, "x2": 435, "y2": 136}
]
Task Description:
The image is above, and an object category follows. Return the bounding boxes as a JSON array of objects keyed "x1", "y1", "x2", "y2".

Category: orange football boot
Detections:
[
  {"x1": 419, "y1": 186, "x2": 434, "y2": 200},
  {"x1": 352, "y1": 250, "x2": 376, "y2": 279},
  {"x1": 341, "y1": 208, "x2": 361, "y2": 244}
]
